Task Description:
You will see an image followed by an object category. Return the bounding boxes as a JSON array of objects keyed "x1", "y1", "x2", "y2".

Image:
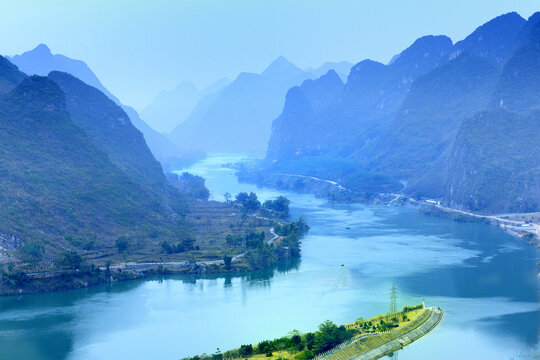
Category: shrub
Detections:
[{"x1": 115, "y1": 236, "x2": 129, "y2": 253}]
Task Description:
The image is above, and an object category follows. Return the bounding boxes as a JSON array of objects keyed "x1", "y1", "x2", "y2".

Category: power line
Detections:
[{"x1": 389, "y1": 282, "x2": 398, "y2": 315}]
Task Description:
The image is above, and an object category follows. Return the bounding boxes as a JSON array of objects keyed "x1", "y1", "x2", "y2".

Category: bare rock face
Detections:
[
  {"x1": 0, "y1": 233, "x2": 23, "y2": 262},
  {"x1": 0, "y1": 233, "x2": 23, "y2": 250}
]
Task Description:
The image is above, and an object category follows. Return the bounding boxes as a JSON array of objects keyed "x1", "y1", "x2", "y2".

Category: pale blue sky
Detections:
[{"x1": 0, "y1": 0, "x2": 537, "y2": 110}]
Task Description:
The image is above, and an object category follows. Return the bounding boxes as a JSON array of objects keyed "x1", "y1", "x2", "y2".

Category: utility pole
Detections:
[{"x1": 389, "y1": 283, "x2": 398, "y2": 316}]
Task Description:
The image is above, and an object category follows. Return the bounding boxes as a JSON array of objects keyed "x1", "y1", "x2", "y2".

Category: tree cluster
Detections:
[
  {"x1": 234, "y1": 192, "x2": 261, "y2": 211},
  {"x1": 180, "y1": 320, "x2": 354, "y2": 360},
  {"x1": 168, "y1": 172, "x2": 210, "y2": 201},
  {"x1": 161, "y1": 236, "x2": 197, "y2": 254},
  {"x1": 262, "y1": 196, "x2": 291, "y2": 218}
]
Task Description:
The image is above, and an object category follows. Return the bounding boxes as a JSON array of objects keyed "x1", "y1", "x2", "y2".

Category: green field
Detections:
[{"x1": 180, "y1": 304, "x2": 433, "y2": 360}]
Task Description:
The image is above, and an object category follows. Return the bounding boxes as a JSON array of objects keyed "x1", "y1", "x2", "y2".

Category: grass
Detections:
[
  {"x1": 61, "y1": 200, "x2": 275, "y2": 266},
  {"x1": 232, "y1": 306, "x2": 428, "y2": 360},
  {"x1": 321, "y1": 309, "x2": 432, "y2": 360},
  {"x1": 249, "y1": 351, "x2": 292, "y2": 360}
]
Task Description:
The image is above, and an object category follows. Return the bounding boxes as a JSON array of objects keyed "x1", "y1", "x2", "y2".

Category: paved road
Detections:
[{"x1": 275, "y1": 173, "x2": 350, "y2": 191}]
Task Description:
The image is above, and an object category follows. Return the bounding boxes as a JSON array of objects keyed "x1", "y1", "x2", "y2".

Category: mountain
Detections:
[
  {"x1": 490, "y1": 14, "x2": 540, "y2": 112},
  {"x1": 266, "y1": 35, "x2": 454, "y2": 162},
  {"x1": 122, "y1": 105, "x2": 204, "y2": 170},
  {"x1": 445, "y1": 110, "x2": 540, "y2": 213},
  {"x1": 0, "y1": 56, "x2": 26, "y2": 93},
  {"x1": 306, "y1": 61, "x2": 353, "y2": 82},
  {"x1": 452, "y1": 12, "x2": 526, "y2": 66},
  {"x1": 8, "y1": 44, "x2": 189, "y2": 167},
  {"x1": 47, "y1": 71, "x2": 169, "y2": 196},
  {"x1": 261, "y1": 12, "x2": 540, "y2": 213},
  {"x1": 141, "y1": 78, "x2": 229, "y2": 133},
  {"x1": 266, "y1": 70, "x2": 344, "y2": 161},
  {"x1": 444, "y1": 14, "x2": 540, "y2": 212},
  {"x1": 9, "y1": 44, "x2": 121, "y2": 104},
  {"x1": 169, "y1": 56, "x2": 313, "y2": 155},
  {"x1": 369, "y1": 53, "x2": 499, "y2": 196},
  {"x1": 0, "y1": 66, "x2": 184, "y2": 258}
]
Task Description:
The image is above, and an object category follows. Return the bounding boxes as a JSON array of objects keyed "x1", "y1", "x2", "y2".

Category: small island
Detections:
[{"x1": 181, "y1": 303, "x2": 443, "y2": 360}]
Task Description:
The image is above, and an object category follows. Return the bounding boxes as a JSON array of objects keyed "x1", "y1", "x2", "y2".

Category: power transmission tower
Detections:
[{"x1": 389, "y1": 283, "x2": 398, "y2": 315}]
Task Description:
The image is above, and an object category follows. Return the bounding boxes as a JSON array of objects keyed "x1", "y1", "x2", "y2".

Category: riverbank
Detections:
[
  {"x1": 318, "y1": 307, "x2": 443, "y2": 360},
  {"x1": 235, "y1": 167, "x2": 540, "y2": 249},
  {"x1": 3, "y1": 153, "x2": 537, "y2": 360},
  {"x1": 180, "y1": 304, "x2": 443, "y2": 360},
  {"x1": 0, "y1": 200, "x2": 307, "y2": 296},
  {"x1": 0, "y1": 255, "x2": 299, "y2": 296}
]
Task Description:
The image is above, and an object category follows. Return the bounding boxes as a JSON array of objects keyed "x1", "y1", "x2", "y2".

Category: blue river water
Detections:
[{"x1": 0, "y1": 154, "x2": 538, "y2": 360}]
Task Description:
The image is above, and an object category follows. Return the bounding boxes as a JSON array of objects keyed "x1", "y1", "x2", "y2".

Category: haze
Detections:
[{"x1": 0, "y1": 0, "x2": 537, "y2": 110}]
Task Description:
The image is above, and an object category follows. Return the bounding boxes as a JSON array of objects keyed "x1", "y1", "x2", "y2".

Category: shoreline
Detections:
[
  {"x1": 236, "y1": 169, "x2": 540, "y2": 248},
  {"x1": 0, "y1": 256, "x2": 300, "y2": 297},
  {"x1": 385, "y1": 193, "x2": 540, "y2": 248}
]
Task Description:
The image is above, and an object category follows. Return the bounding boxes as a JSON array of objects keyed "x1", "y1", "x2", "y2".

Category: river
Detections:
[{"x1": 0, "y1": 154, "x2": 538, "y2": 360}]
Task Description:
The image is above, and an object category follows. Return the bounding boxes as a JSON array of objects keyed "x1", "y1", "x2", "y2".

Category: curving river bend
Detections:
[{"x1": 0, "y1": 154, "x2": 538, "y2": 360}]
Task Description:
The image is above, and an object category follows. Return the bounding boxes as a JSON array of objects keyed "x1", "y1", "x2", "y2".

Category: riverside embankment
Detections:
[
  {"x1": 1, "y1": 154, "x2": 537, "y2": 360},
  {"x1": 316, "y1": 307, "x2": 443, "y2": 360}
]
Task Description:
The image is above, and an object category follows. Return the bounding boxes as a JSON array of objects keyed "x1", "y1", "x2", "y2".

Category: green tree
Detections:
[
  {"x1": 263, "y1": 196, "x2": 290, "y2": 217},
  {"x1": 54, "y1": 250, "x2": 83, "y2": 270},
  {"x1": 235, "y1": 192, "x2": 260, "y2": 211},
  {"x1": 19, "y1": 241, "x2": 44, "y2": 262},
  {"x1": 223, "y1": 255, "x2": 233, "y2": 270},
  {"x1": 239, "y1": 344, "x2": 253, "y2": 357},
  {"x1": 115, "y1": 236, "x2": 129, "y2": 253},
  {"x1": 181, "y1": 236, "x2": 195, "y2": 250}
]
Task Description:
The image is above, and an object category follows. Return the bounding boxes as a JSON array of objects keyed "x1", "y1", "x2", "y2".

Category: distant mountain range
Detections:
[
  {"x1": 305, "y1": 61, "x2": 353, "y2": 81},
  {"x1": 8, "y1": 44, "x2": 196, "y2": 169},
  {"x1": 163, "y1": 58, "x2": 352, "y2": 155},
  {"x1": 141, "y1": 78, "x2": 230, "y2": 133},
  {"x1": 260, "y1": 11, "x2": 540, "y2": 213},
  {"x1": 168, "y1": 56, "x2": 314, "y2": 155},
  {"x1": 9, "y1": 44, "x2": 354, "y2": 159}
]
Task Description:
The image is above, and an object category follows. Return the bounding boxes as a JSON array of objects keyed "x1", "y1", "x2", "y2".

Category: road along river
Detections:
[{"x1": 0, "y1": 154, "x2": 538, "y2": 360}]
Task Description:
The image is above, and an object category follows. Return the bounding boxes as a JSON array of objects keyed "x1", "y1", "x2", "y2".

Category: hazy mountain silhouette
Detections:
[
  {"x1": 0, "y1": 56, "x2": 26, "y2": 93},
  {"x1": 8, "y1": 44, "x2": 192, "y2": 168},
  {"x1": 267, "y1": 35, "x2": 454, "y2": 162},
  {"x1": 10, "y1": 44, "x2": 121, "y2": 103},
  {"x1": 141, "y1": 78, "x2": 229, "y2": 133},
  {"x1": 306, "y1": 61, "x2": 353, "y2": 81},
  {"x1": 444, "y1": 13, "x2": 540, "y2": 212},
  {"x1": 169, "y1": 56, "x2": 313, "y2": 155},
  {"x1": 263, "y1": 12, "x2": 540, "y2": 213},
  {"x1": 452, "y1": 12, "x2": 526, "y2": 66},
  {"x1": 370, "y1": 53, "x2": 499, "y2": 196}
]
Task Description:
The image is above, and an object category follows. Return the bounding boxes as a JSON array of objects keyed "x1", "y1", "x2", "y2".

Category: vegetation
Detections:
[
  {"x1": 0, "y1": 75, "x2": 190, "y2": 267},
  {"x1": 180, "y1": 305, "x2": 427, "y2": 360},
  {"x1": 445, "y1": 109, "x2": 540, "y2": 213},
  {"x1": 224, "y1": 214, "x2": 308, "y2": 270},
  {"x1": 236, "y1": 157, "x2": 401, "y2": 198},
  {"x1": 54, "y1": 251, "x2": 84, "y2": 270},
  {"x1": 235, "y1": 192, "x2": 261, "y2": 211},
  {"x1": 262, "y1": 196, "x2": 291, "y2": 219},
  {"x1": 168, "y1": 172, "x2": 211, "y2": 201},
  {"x1": 0, "y1": 63, "x2": 308, "y2": 295}
]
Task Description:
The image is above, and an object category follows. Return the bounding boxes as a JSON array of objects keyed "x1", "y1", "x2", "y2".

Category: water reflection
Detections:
[{"x1": 0, "y1": 154, "x2": 537, "y2": 360}]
